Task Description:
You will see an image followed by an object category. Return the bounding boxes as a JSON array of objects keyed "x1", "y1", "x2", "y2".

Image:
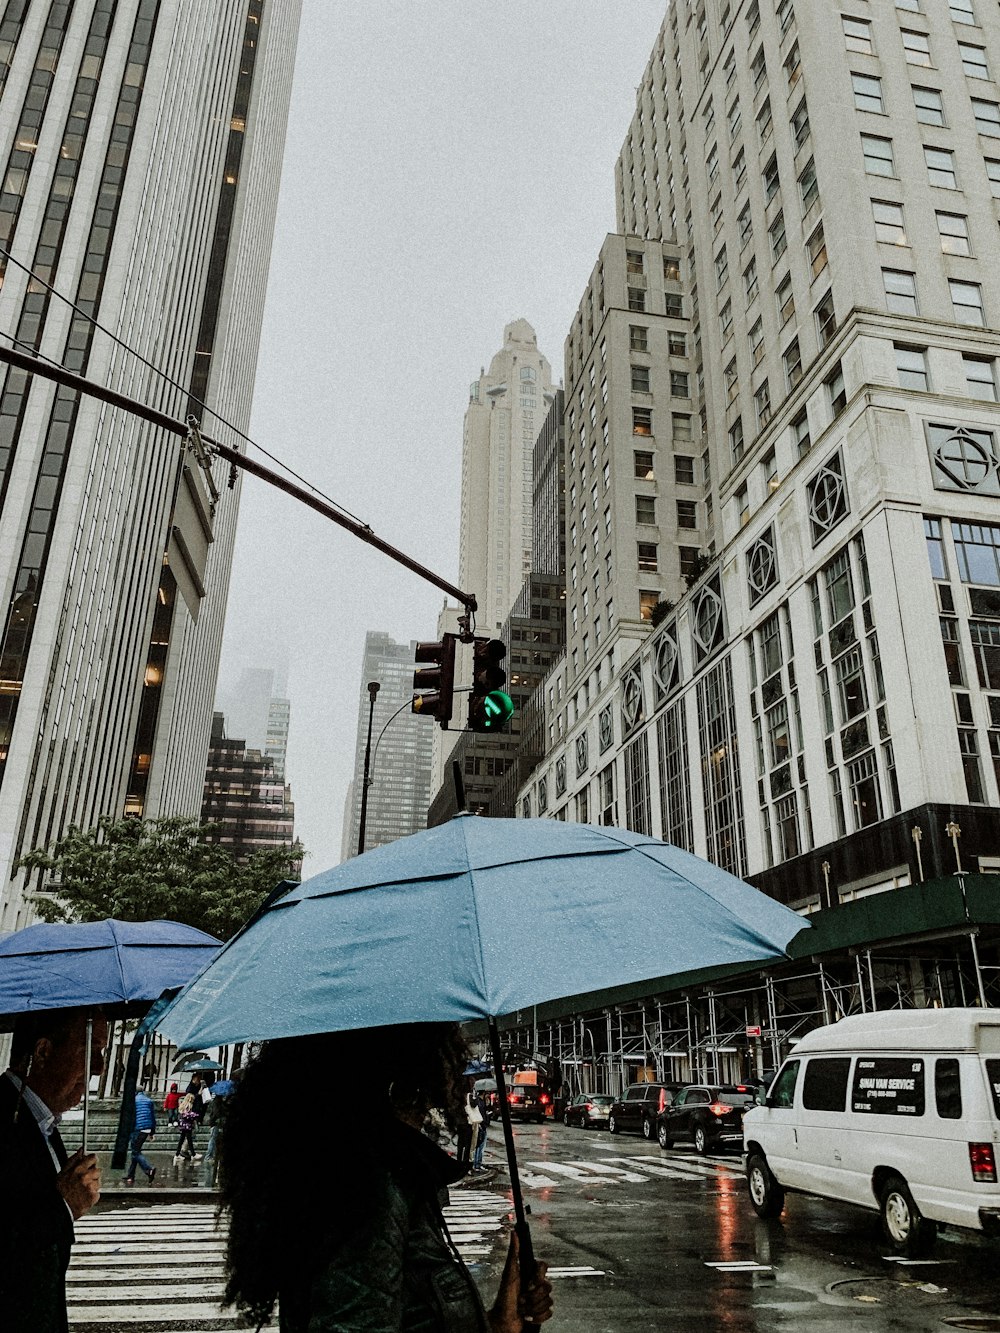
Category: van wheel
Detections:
[
  {"x1": 658, "y1": 1122, "x2": 672, "y2": 1150},
  {"x1": 879, "y1": 1173, "x2": 937, "y2": 1257},
  {"x1": 642, "y1": 1116, "x2": 654, "y2": 1140},
  {"x1": 693, "y1": 1123, "x2": 709, "y2": 1156},
  {"x1": 608, "y1": 1114, "x2": 618, "y2": 1135},
  {"x1": 747, "y1": 1152, "x2": 785, "y2": 1219}
]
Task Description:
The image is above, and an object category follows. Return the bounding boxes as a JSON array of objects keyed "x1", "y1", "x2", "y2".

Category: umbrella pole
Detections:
[
  {"x1": 487, "y1": 1018, "x2": 536, "y2": 1282},
  {"x1": 82, "y1": 1016, "x2": 93, "y2": 1155}
]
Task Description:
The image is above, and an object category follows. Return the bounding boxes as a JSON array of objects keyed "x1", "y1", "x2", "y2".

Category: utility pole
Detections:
[{"x1": 357, "y1": 681, "x2": 380, "y2": 856}]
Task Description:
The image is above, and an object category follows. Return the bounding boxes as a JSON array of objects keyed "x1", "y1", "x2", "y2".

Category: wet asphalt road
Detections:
[{"x1": 474, "y1": 1118, "x2": 1000, "y2": 1332}]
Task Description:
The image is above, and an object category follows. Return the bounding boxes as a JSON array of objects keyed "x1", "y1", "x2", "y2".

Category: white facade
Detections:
[
  {"x1": 0, "y1": 1, "x2": 300, "y2": 929},
  {"x1": 518, "y1": 0, "x2": 1000, "y2": 902}
]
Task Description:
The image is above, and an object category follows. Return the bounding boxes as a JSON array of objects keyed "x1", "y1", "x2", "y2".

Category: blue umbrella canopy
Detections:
[
  {"x1": 0, "y1": 917, "x2": 221, "y2": 1024},
  {"x1": 159, "y1": 816, "x2": 806, "y2": 1050}
]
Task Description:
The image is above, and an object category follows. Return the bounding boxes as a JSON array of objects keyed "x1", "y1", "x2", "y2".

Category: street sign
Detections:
[{"x1": 745, "y1": 1025, "x2": 762, "y2": 1038}]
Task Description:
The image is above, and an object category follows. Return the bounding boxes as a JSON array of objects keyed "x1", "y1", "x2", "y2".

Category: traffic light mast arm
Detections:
[{"x1": 0, "y1": 342, "x2": 479, "y2": 619}]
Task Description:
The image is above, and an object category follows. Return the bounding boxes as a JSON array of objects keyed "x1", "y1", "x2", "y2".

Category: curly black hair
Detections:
[{"x1": 217, "y1": 1023, "x2": 470, "y2": 1327}]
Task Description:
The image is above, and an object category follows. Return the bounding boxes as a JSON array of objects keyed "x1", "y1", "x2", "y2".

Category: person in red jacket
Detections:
[{"x1": 163, "y1": 1082, "x2": 180, "y2": 1125}]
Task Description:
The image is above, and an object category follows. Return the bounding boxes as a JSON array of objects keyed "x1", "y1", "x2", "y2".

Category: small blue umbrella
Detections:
[
  {"x1": 158, "y1": 815, "x2": 806, "y2": 1271},
  {"x1": 0, "y1": 917, "x2": 222, "y2": 1023}
]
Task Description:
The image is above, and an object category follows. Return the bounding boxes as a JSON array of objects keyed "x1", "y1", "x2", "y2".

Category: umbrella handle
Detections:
[
  {"x1": 487, "y1": 1019, "x2": 540, "y2": 1318},
  {"x1": 82, "y1": 1016, "x2": 93, "y2": 1155}
]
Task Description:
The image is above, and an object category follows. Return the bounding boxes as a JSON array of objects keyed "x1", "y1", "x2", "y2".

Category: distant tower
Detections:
[
  {"x1": 342, "y1": 632, "x2": 435, "y2": 859},
  {"x1": 459, "y1": 320, "x2": 554, "y2": 631}
]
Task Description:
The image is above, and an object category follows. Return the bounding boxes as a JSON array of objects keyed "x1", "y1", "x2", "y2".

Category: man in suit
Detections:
[{"x1": 0, "y1": 1008, "x2": 107, "y2": 1332}]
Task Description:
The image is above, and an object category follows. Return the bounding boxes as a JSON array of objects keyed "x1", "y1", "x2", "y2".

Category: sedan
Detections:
[
  {"x1": 656, "y1": 1084, "x2": 757, "y2": 1155},
  {"x1": 562, "y1": 1093, "x2": 614, "y2": 1129}
]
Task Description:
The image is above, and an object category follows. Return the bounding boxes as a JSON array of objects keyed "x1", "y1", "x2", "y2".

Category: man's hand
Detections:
[
  {"x1": 489, "y1": 1231, "x2": 553, "y2": 1332},
  {"x1": 56, "y1": 1148, "x2": 101, "y2": 1220}
]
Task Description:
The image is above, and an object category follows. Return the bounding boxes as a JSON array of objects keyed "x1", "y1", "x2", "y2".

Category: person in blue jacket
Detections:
[{"x1": 124, "y1": 1084, "x2": 157, "y2": 1184}]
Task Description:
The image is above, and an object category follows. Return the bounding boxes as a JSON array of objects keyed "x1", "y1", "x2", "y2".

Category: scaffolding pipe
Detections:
[{"x1": 970, "y1": 932, "x2": 988, "y2": 1007}]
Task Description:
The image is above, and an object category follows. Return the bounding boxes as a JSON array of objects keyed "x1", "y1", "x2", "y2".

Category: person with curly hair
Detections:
[{"x1": 217, "y1": 1023, "x2": 552, "y2": 1332}]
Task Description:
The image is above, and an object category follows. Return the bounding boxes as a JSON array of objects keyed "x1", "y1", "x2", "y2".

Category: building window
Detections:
[
  {"x1": 971, "y1": 98, "x2": 1000, "y2": 135},
  {"x1": 720, "y1": 299, "x2": 734, "y2": 343},
  {"x1": 815, "y1": 290, "x2": 836, "y2": 346},
  {"x1": 628, "y1": 287, "x2": 646, "y2": 312},
  {"x1": 672, "y1": 412, "x2": 693, "y2": 441},
  {"x1": 757, "y1": 96, "x2": 773, "y2": 143},
  {"x1": 913, "y1": 85, "x2": 944, "y2": 125},
  {"x1": 784, "y1": 40, "x2": 801, "y2": 90},
  {"x1": 630, "y1": 324, "x2": 649, "y2": 352},
  {"x1": 664, "y1": 293, "x2": 683, "y2": 318},
  {"x1": 738, "y1": 202, "x2": 753, "y2": 247},
  {"x1": 784, "y1": 337, "x2": 802, "y2": 388},
  {"x1": 986, "y1": 159, "x2": 1000, "y2": 197},
  {"x1": 725, "y1": 357, "x2": 739, "y2": 404},
  {"x1": 964, "y1": 355, "x2": 997, "y2": 401},
  {"x1": 624, "y1": 734, "x2": 652, "y2": 835},
  {"x1": 807, "y1": 221, "x2": 827, "y2": 276},
  {"x1": 664, "y1": 255, "x2": 681, "y2": 281},
  {"x1": 707, "y1": 142, "x2": 719, "y2": 184},
  {"x1": 736, "y1": 484, "x2": 750, "y2": 525},
  {"x1": 873, "y1": 199, "x2": 907, "y2": 245},
  {"x1": 791, "y1": 99, "x2": 810, "y2": 153},
  {"x1": 696, "y1": 658, "x2": 747, "y2": 877},
  {"x1": 937, "y1": 211, "x2": 972, "y2": 255},
  {"x1": 775, "y1": 793, "x2": 800, "y2": 860},
  {"x1": 715, "y1": 245, "x2": 729, "y2": 289},
  {"x1": 670, "y1": 370, "x2": 690, "y2": 397},
  {"x1": 632, "y1": 406, "x2": 653, "y2": 435},
  {"x1": 901, "y1": 29, "x2": 931, "y2": 65},
  {"x1": 637, "y1": 542, "x2": 659, "y2": 573},
  {"x1": 657, "y1": 701, "x2": 693, "y2": 851},
  {"x1": 749, "y1": 317, "x2": 765, "y2": 366},
  {"x1": 733, "y1": 146, "x2": 747, "y2": 192},
  {"x1": 954, "y1": 522, "x2": 1000, "y2": 584},
  {"x1": 794, "y1": 410, "x2": 811, "y2": 457},
  {"x1": 639, "y1": 590, "x2": 660, "y2": 622},
  {"x1": 835, "y1": 646, "x2": 868, "y2": 723},
  {"x1": 827, "y1": 364, "x2": 847, "y2": 415},
  {"x1": 675, "y1": 454, "x2": 695, "y2": 485},
  {"x1": 896, "y1": 345, "x2": 928, "y2": 389},
  {"x1": 959, "y1": 43, "x2": 989, "y2": 79},
  {"x1": 763, "y1": 153, "x2": 780, "y2": 203},
  {"x1": 852, "y1": 73, "x2": 884, "y2": 114},
  {"x1": 744, "y1": 256, "x2": 759, "y2": 304},
  {"x1": 669, "y1": 330, "x2": 686, "y2": 355},
  {"x1": 970, "y1": 620, "x2": 1000, "y2": 688},
  {"x1": 755, "y1": 379, "x2": 772, "y2": 429},
  {"x1": 776, "y1": 273, "x2": 795, "y2": 324},
  {"x1": 680, "y1": 546, "x2": 700, "y2": 579},
  {"x1": 861, "y1": 134, "x2": 894, "y2": 176},
  {"x1": 751, "y1": 43, "x2": 766, "y2": 92},
  {"x1": 635, "y1": 495, "x2": 656, "y2": 525},
  {"x1": 763, "y1": 449, "x2": 778, "y2": 492},
  {"x1": 847, "y1": 751, "x2": 882, "y2": 828},
  {"x1": 925, "y1": 146, "x2": 957, "y2": 188},
  {"x1": 634, "y1": 449, "x2": 655, "y2": 479},
  {"x1": 769, "y1": 210, "x2": 787, "y2": 261},
  {"x1": 677, "y1": 499, "x2": 698, "y2": 529},
  {"x1": 626, "y1": 249, "x2": 644, "y2": 274},
  {"x1": 883, "y1": 268, "x2": 917, "y2": 314},
  {"x1": 798, "y1": 157, "x2": 818, "y2": 212},
  {"x1": 844, "y1": 15, "x2": 873, "y2": 53},
  {"x1": 729, "y1": 416, "x2": 744, "y2": 462},
  {"x1": 950, "y1": 0, "x2": 976, "y2": 22},
  {"x1": 766, "y1": 698, "x2": 791, "y2": 767},
  {"x1": 631, "y1": 364, "x2": 651, "y2": 392},
  {"x1": 959, "y1": 729, "x2": 986, "y2": 802},
  {"x1": 950, "y1": 279, "x2": 985, "y2": 326},
  {"x1": 809, "y1": 454, "x2": 850, "y2": 544}
]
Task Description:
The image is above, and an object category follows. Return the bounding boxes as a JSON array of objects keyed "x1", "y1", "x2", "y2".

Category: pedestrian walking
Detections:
[
  {"x1": 0, "y1": 1007, "x2": 107, "y2": 1332},
  {"x1": 472, "y1": 1088, "x2": 491, "y2": 1172},
  {"x1": 124, "y1": 1084, "x2": 157, "y2": 1185},
  {"x1": 217, "y1": 1024, "x2": 553, "y2": 1331},
  {"x1": 459, "y1": 1079, "x2": 482, "y2": 1167},
  {"x1": 163, "y1": 1081, "x2": 180, "y2": 1125},
  {"x1": 174, "y1": 1092, "x2": 199, "y2": 1162}
]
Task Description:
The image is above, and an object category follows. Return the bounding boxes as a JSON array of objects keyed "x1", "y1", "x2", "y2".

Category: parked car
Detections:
[
  {"x1": 656, "y1": 1083, "x2": 757, "y2": 1154},
  {"x1": 608, "y1": 1083, "x2": 685, "y2": 1139},
  {"x1": 563, "y1": 1093, "x2": 614, "y2": 1129},
  {"x1": 742, "y1": 1009, "x2": 1000, "y2": 1256}
]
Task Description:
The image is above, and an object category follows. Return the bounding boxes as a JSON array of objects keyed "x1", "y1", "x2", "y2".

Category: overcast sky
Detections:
[{"x1": 216, "y1": 2, "x2": 667, "y2": 874}]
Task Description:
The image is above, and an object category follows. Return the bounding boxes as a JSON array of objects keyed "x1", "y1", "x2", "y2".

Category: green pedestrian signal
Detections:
[{"x1": 482, "y1": 689, "x2": 514, "y2": 729}]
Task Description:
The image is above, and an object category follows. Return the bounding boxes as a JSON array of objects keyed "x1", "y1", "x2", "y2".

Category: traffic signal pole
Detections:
[{"x1": 0, "y1": 343, "x2": 479, "y2": 619}]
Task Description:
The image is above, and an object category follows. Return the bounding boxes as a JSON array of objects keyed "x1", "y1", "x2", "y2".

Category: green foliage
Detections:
[
  {"x1": 683, "y1": 551, "x2": 715, "y2": 590},
  {"x1": 18, "y1": 815, "x2": 303, "y2": 942},
  {"x1": 649, "y1": 599, "x2": 675, "y2": 628}
]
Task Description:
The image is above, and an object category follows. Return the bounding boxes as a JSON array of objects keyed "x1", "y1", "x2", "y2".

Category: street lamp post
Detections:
[{"x1": 357, "y1": 681, "x2": 380, "y2": 856}]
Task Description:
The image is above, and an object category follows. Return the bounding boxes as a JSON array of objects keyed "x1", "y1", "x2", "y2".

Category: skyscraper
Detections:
[
  {"x1": 459, "y1": 318, "x2": 555, "y2": 633},
  {"x1": 341, "y1": 631, "x2": 435, "y2": 861},
  {"x1": 0, "y1": 2, "x2": 300, "y2": 929}
]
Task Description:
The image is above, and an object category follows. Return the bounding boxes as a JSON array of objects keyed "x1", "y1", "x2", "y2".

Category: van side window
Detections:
[
  {"x1": 802, "y1": 1057, "x2": 851, "y2": 1111},
  {"x1": 986, "y1": 1059, "x2": 1000, "y2": 1118},
  {"x1": 768, "y1": 1059, "x2": 800, "y2": 1109},
  {"x1": 851, "y1": 1057, "x2": 925, "y2": 1116},
  {"x1": 935, "y1": 1058, "x2": 962, "y2": 1120}
]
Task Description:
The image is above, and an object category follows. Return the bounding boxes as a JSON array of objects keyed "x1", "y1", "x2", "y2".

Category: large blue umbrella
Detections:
[
  {"x1": 0, "y1": 917, "x2": 221, "y2": 1023},
  {"x1": 158, "y1": 815, "x2": 806, "y2": 1267}
]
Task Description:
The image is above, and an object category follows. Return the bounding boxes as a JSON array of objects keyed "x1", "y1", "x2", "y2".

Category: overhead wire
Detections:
[{"x1": 0, "y1": 240, "x2": 368, "y2": 527}]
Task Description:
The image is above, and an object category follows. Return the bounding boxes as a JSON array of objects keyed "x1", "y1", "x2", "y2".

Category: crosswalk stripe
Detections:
[{"x1": 69, "y1": 1304, "x2": 238, "y2": 1325}]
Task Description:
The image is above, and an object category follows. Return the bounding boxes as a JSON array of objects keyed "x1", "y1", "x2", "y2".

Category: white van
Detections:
[{"x1": 742, "y1": 1008, "x2": 1000, "y2": 1254}]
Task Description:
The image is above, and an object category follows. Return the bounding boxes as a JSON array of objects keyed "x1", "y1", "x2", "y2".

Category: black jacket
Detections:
[
  {"x1": 279, "y1": 1121, "x2": 489, "y2": 1332},
  {"x1": 0, "y1": 1072, "x2": 74, "y2": 1333}
]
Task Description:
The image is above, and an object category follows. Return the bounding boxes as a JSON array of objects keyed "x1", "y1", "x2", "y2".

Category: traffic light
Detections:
[
  {"x1": 412, "y1": 633, "x2": 457, "y2": 728},
  {"x1": 468, "y1": 637, "x2": 515, "y2": 732}
]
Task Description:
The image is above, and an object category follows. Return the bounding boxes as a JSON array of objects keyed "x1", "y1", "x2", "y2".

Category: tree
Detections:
[{"x1": 18, "y1": 815, "x2": 304, "y2": 942}]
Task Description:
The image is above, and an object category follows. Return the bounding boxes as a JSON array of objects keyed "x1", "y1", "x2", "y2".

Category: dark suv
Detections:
[
  {"x1": 608, "y1": 1083, "x2": 685, "y2": 1140},
  {"x1": 656, "y1": 1083, "x2": 757, "y2": 1154}
]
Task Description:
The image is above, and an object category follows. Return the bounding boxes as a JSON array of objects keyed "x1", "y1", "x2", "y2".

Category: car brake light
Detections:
[
  {"x1": 540, "y1": 1093, "x2": 550, "y2": 1104},
  {"x1": 658, "y1": 1088, "x2": 667, "y2": 1113},
  {"x1": 709, "y1": 1101, "x2": 733, "y2": 1117},
  {"x1": 584, "y1": 1102, "x2": 594, "y2": 1111},
  {"x1": 969, "y1": 1142, "x2": 997, "y2": 1183}
]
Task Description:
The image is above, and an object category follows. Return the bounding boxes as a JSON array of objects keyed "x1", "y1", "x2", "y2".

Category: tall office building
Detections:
[
  {"x1": 459, "y1": 318, "x2": 555, "y2": 634},
  {"x1": 341, "y1": 632, "x2": 435, "y2": 860},
  {"x1": 0, "y1": 2, "x2": 300, "y2": 930},
  {"x1": 201, "y1": 712, "x2": 297, "y2": 866},
  {"x1": 221, "y1": 666, "x2": 291, "y2": 781},
  {"x1": 509, "y1": 1, "x2": 1000, "y2": 1085}
]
